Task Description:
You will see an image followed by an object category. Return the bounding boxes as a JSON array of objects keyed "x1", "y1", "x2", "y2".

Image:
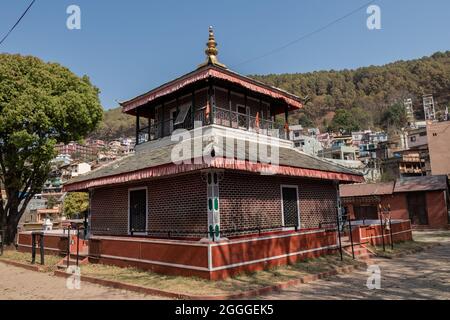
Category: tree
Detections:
[
  {"x1": 0, "y1": 54, "x2": 103, "y2": 244},
  {"x1": 46, "y1": 195, "x2": 57, "y2": 209},
  {"x1": 328, "y1": 107, "x2": 370, "y2": 133},
  {"x1": 250, "y1": 51, "x2": 450, "y2": 130},
  {"x1": 381, "y1": 103, "x2": 407, "y2": 130},
  {"x1": 63, "y1": 192, "x2": 89, "y2": 218}
]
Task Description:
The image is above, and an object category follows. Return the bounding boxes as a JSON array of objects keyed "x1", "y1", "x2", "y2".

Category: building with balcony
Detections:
[
  {"x1": 288, "y1": 125, "x2": 323, "y2": 155},
  {"x1": 62, "y1": 28, "x2": 363, "y2": 279}
]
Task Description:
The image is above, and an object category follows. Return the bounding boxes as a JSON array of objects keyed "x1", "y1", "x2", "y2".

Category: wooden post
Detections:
[
  {"x1": 208, "y1": 83, "x2": 214, "y2": 125},
  {"x1": 284, "y1": 104, "x2": 289, "y2": 139},
  {"x1": 161, "y1": 102, "x2": 165, "y2": 137},
  {"x1": 135, "y1": 107, "x2": 140, "y2": 145},
  {"x1": 228, "y1": 89, "x2": 232, "y2": 127},
  {"x1": 245, "y1": 93, "x2": 249, "y2": 130},
  {"x1": 191, "y1": 91, "x2": 195, "y2": 128}
]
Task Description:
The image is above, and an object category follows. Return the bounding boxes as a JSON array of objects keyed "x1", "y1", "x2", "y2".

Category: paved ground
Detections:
[
  {"x1": 261, "y1": 230, "x2": 450, "y2": 300},
  {"x1": 0, "y1": 263, "x2": 159, "y2": 300}
]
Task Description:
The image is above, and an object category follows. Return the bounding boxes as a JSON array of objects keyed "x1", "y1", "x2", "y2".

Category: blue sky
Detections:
[{"x1": 1, "y1": 0, "x2": 450, "y2": 109}]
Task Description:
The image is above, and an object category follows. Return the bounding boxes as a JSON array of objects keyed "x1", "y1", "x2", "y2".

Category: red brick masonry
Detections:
[
  {"x1": 16, "y1": 220, "x2": 412, "y2": 280},
  {"x1": 88, "y1": 229, "x2": 338, "y2": 280},
  {"x1": 17, "y1": 231, "x2": 88, "y2": 256},
  {"x1": 351, "y1": 220, "x2": 413, "y2": 246}
]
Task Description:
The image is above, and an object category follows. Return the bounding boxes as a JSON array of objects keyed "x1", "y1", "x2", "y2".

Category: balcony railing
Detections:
[{"x1": 137, "y1": 105, "x2": 288, "y2": 144}]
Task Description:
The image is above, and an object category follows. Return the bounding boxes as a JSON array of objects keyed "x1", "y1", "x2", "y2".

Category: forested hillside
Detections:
[
  {"x1": 252, "y1": 51, "x2": 450, "y2": 130},
  {"x1": 94, "y1": 51, "x2": 450, "y2": 140}
]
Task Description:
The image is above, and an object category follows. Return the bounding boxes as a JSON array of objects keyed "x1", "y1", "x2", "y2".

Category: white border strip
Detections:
[
  {"x1": 210, "y1": 229, "x2": 328, "y2": 247},
  {"x1": 90, "y1": 236, "x2": 210, "y2": 247},
  {"x1": 90, "y1": 228, "x2": 329, "y2": 248},
  {"x1": 360, "y1": 229, "x2": 412, "y2": 241},
  {"x1": 98, "y1": 254, "x2": 210, "y2": 271},
  {"x1": 210, "y1": 244, "x2": 338, "y2": 271},
  {"x1": 95, "y1": 243, "x2": 337, "y2": 272}
]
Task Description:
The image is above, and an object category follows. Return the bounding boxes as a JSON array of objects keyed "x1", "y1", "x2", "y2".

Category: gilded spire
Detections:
[{"x1": 198, "y1": 26, "x2": 227, "y2": 69}]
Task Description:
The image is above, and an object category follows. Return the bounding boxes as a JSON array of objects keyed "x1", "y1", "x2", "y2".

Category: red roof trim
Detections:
[
  {"x1": 121, "y1": 67, "x2": 302, "y2": 113},
  {"x1": 63, "y1": 159, "x2": 363, "y2": 192}
]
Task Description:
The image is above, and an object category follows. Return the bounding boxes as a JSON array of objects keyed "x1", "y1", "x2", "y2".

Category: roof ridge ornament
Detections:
[{"x1": 198, "y1": 26, "x2": 227, "y2": 69}]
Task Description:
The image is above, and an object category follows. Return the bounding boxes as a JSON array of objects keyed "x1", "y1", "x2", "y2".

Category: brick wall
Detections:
[
  {"x1": 90, "y1": 170, "x2": 338, "y2": 237},
  {"x1": 90, "y1": 173, "x2": 207, "y2": 236},
  {"x1": 219, "y1": 172, "x2": 337, "y2": 231}
]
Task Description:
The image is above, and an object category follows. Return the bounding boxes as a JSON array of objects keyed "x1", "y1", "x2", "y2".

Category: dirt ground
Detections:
[
  {"x1": 261, "y1": 230, "x2": 450, "y2": 300},
  {"x1": 0, "y1": 263, "x2": 159, "y2": 300},
  {"x1": 1, "y1": 230, "x2": 449, "y2": 300}
]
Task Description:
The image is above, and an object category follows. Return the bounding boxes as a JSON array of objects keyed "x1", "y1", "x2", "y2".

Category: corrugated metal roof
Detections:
[
  {"x1": 340, "y1": 175, "x2": 448, "y2": 197},
  {"x1": 121, "y1": 65, "x2": 303, "y2": 113},
  {"x1": 340, "y1": 182, "x2": 395, "y2": 197},
  {"x1": 64, "y1": 136, "x2": 363, "y2": 191},
  {"x1": 394, "y1": 175, "x2": 448, "y2": 193}
]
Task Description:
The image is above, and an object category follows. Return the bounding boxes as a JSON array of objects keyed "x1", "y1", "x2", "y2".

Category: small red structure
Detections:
[
  {"x1": 341, "y1": 175, "x2": 450, "y2": 229},
  {"x1": 61, "y1": 27, "x2": 367, "y2": 279}
]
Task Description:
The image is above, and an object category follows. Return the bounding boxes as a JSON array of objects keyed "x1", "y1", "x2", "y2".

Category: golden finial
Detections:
[{"x1": 198, "y1": 26, "x2": 227, "y2": 69}]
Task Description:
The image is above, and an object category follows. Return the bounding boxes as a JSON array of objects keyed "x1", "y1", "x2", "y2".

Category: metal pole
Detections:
[
  {"x1": 39, "y1": 233, "x2": 45, "y2": 265},
  {"x1": 31, "y1": 233, "x2": 36, "y2": 264},
  {"x1": 76, "y1": 226, "x2": 80, "y2": 267},
  {"x1": 379, "y1": 205, "x2": 386, "y2": 252},
  {"x1": 0, "y1": 230, "x2": 4, "y2": 256},
  {"x1": 67, "y1": 226, "x2": 71, "y2": 268},
  {"x1": 388, "y1": 205, "x2": 394, "y2": 250},
  {"x1": 389, "y1": 218, "x2": 394, "y2": 250},
  {"x1": 348, "y1": 218, "x2": 355, "y2": 259},
  {"x1": 336, "y1": 206, "x2": 343, "y2": 261}
]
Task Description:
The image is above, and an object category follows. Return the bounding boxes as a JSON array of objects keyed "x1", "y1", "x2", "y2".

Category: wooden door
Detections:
[{"x1": 407, "y1": 192, "x2": 428, "y2": 225}]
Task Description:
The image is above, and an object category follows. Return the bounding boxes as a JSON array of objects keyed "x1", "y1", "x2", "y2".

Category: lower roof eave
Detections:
[{"x1": 63, "y1": 159, "x2": 364, "y2": 192}]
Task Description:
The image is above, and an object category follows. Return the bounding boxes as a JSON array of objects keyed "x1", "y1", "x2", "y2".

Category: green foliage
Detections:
[
  {"x1": 0, "y1": 54, "x2": 103, "y2": 243},
  {"x1": 92, "y1": 106, "x2": 135, "y2": 140},
  {"x1": 329, "y1": 107, "x2": 370, "y2": 133},
  {"x1": 46, "y1": 195, "x2": 57, "y2": 209},
  {"x1": 63, "y1": 192, "x2": 89, "y2": 218},
  {"x1": 250, "y1": 51, "x2": 450, "y2": 130},
  {"x1": 381, "y1": 103, "x2": 408, "y2": 130},
  {"x1": 380, "y1": 171, "x2": 396, "y2": 183},
  {"x1": 297, "y1": 113, "x2": 314, "y2": 128},
  {"x1": 96, "y1": 51, "x2": 450, "y2": 138}
]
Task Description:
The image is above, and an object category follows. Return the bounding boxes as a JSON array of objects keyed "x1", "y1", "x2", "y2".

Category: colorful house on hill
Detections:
[
  {"x1": 341, "y1": 175, "x2": 450, "y2": 229},
  {"x1": 62, "y1": 27, "x2": 365, "y2": 279}
]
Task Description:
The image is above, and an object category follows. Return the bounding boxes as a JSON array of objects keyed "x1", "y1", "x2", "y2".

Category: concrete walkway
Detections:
[
  {"x1": 261, "y1": 231, "x2": 450, "y2": 300},
  {"x1": 0, "y1": 262, "x2": 159, "y2": 300}
]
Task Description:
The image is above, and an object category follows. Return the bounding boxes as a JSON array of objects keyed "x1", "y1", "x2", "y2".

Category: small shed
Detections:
[{"x1": 341, "y1": 175, "x2": 450, "y2": 229}]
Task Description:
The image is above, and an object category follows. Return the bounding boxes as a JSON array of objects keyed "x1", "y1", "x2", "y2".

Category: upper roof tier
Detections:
[{"x1": 121, "y1": 27, "x2": 303, "y2": 115}]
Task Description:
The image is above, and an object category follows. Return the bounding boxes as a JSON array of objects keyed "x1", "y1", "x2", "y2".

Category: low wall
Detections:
[
  {"x1": 89, "y1": 229, "x2": 338, "y2": 280},
  {"x1": 352, "y1": 220, "x2": 413, "y2": 246},
  {"x1": 17, "y1": 231, "x2": 88, "y2": 256}
]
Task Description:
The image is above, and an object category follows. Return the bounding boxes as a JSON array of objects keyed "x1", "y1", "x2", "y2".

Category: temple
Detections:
[{"x1": 60, "y1": 27, "x2": 367, "y2": 279}]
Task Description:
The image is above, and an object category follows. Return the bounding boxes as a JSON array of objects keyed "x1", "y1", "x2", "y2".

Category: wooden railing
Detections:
[{"x1": 136, "y1": 105, "x2": 288, "y2": 144}]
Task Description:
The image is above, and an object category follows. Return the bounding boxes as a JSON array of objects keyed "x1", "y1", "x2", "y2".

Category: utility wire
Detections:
[
  {"x1": 0, "y1": 0, "x2": 37, "y2": 47},
  {"x1": 231, "y1": 0, "x2": 378, "y2": 68}
]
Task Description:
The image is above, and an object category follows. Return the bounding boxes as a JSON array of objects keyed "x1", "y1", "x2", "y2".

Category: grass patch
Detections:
[
  {"x1": 369, "y1": 240, "x2": 435, "y2": 258},
  {"x1": 80, "y1": 254, "x2": 364, "y2": 296},
  {"x1": 0, "y1": 249, "x2": 61, "y2": 271}
]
